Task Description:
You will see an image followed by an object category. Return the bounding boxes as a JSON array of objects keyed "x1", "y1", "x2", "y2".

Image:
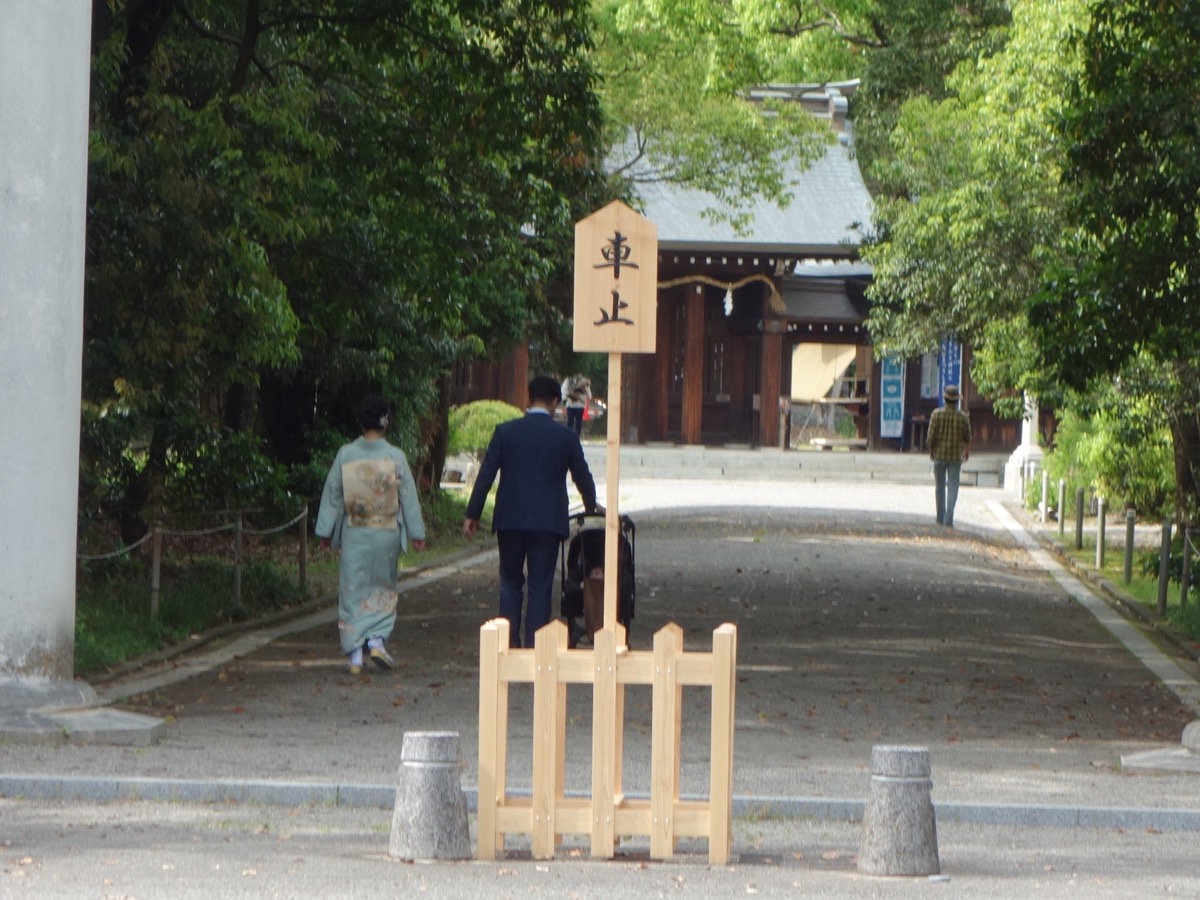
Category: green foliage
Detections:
[
  {"x1": 593, "y1": 1, "x2": 1012, "y2": 219},
  {"x1": 593, "y1": 0, "x2": 842, "y2": 230},
  {"x1": 863, "y1": 0, "x2": 1085, "y2": 408},
  {"x1": 1166, "y1": 593, "x2": 1200, "y2": 640},
  {"x1": 834, "y1": 411, "x2": 858, "y2": 439},
  {"x1": 84, "y1": 0, "x2": 610, "y2": 536},
  {"x1": 1045, "y1": 373, "x2": 1175, "y2": 518},
  {"x1": 1030, "y1": 0, "x2": 1200, "y2": 523},
  {"x1": 418, "y1": 488, "x2": 473, "y2": 537},
  {"x1": 1033, "y1": 0, "x2": 1200, "y2": 386},
  {"x1": 161, "y1": 427, "x2": 294, "y2": 521},
  {"x1": 1139, "y1": 542, "x2": 1185, "y2": 587},
  {"x1": 1042, "y1": 410, "x2": 1095, "y2": 519},
  {"x1": 448, "y1": 401, "x2": 524, "y2": 456},
  {"x1": 75, "y1": 556, "x2": 299, "y2": 675}
]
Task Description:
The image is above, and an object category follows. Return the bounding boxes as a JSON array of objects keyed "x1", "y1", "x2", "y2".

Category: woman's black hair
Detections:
[{"x1": 357, "y1": 395, "x2": 391, "y2": 431}]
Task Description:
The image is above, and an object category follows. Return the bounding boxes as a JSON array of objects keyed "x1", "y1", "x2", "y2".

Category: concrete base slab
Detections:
[
  {"x1": 1121, "y1": 748, "x2": 1200, "y2": 775},
  {"x1": 0, "y1": 707, "x2": 167, "y2": 747},
  {"x1": 0, "y1": 677, "x2": 99, "y2": 713}
]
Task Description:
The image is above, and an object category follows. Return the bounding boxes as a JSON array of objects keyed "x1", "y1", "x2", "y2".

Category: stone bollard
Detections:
[
  {"x1": 389, "y1": 731, "x2": 472, "y2": 861},
  {"x1": 858, "y1": 745, "x2": 940, "y2": 877}
]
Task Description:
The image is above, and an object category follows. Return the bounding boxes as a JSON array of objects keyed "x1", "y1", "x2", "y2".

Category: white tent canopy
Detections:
[{"x1": 790, "y1": 344, "x2": 858, "y2": 403}]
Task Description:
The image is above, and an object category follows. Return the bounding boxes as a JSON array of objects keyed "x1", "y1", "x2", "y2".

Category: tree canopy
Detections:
[
  {"x1": 861, "y1": 0, "x2": 1083, "y2": 413},
  {"x1": 84, "y1": 0, "x2": 608, "y2": 536},
  {"x1": 1030, "y1": 0, "x2": 1200, "y2": 520}
]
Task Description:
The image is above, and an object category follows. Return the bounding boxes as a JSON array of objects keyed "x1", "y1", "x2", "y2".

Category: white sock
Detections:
[
  {"x1": 367, "y1": 637, "x2": 383, "y2": 650},
  {"x1": 348, "y1": 647, "x2": 363, "y2": 666}
]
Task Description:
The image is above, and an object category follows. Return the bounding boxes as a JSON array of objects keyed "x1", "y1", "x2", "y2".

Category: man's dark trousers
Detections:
[
  {"x1": 465, "y1": 407, "x2": 598, "y2": 649},
  {"x1": 497, "y1": 530, "x2": 560, "y2": 648}
]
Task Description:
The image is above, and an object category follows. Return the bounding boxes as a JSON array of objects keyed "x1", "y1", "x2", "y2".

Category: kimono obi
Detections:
[{"x1": 342, "y1": 458, "x2": 401, "y2": 530}]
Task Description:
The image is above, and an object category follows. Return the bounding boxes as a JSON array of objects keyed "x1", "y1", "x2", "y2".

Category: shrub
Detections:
[
  {"x1": 448, "y1": 400, "x2": 523, "y2": 456},
  {"x1": 164, "y1": 426, "x2": 295, "y2": 522},
  {"x1": 1045, "y1": 378, "x2": 1174, "y2": 518}
]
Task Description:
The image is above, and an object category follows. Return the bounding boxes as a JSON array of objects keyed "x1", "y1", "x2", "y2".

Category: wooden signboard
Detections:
[
  {"x1": 475, "y1": 201, "x2": 735, "y2": 866},
  {"x1": 573, "y1": 201, "x2": 658, "y2": 354}
]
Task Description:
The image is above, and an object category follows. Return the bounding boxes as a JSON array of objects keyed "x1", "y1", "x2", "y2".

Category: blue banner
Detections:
[
  {"x1": 880, "y1": 357, "x2": 905, "y2": 439},
  {"x1": 938, "y1": 337, "x2": 962, "y2": 407}
]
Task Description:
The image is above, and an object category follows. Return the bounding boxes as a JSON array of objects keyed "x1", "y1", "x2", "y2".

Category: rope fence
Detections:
[
  {"x1": 78, "y1": 506, "x2": 310, "y2": 618},
  {"x1": 1034, "y1": 472, "x2": 1197, "y2": 615}
]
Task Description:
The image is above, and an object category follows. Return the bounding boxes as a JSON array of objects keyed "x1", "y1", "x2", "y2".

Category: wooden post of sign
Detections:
[
  {"x1": 591, "y1": 350, "x2": 627, "y2": 857},
  {"x1": 603, "y1": 352, "x2": 623, "y2": 632},
  {"x1": 571, "y1": 201, "x2": 654, "y2": 861}
]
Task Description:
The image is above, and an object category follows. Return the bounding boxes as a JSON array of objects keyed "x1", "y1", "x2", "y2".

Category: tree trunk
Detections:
[
  {"x1": 421, "y1": 375, "x2": 453, "y2": 493},
  {"x1": 222, "y1": 381, "x2": 256, "y2": 432},
  {"x1": 1168, "y1": 359, "x2": 1200, "y2": 528},
  {"x1": 118, "y1": 424, "x2": 169, "y2": 547},
  {"x1": 259, "y1": 374, "x2": 318, "y2": 466}
]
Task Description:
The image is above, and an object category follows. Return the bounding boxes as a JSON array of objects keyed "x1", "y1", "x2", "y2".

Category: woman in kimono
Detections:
[{"x1": 316, "y1": 396, "x2": 426, "y2": 674}]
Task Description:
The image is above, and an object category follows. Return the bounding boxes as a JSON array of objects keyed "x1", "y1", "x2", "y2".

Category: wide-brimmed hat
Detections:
[{"x1": 943, "y1": 384, "x2": 960, "y2": 402}]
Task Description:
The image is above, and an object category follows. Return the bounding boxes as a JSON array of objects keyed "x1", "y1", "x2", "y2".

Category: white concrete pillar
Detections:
[
  {"x1": 1004, "y1": 391, "x2": 1044, "y2": 497},
  {"x1": 0, "y1": 1, "x2": 93, "y2": 696},
  {"x1": 1021, "y1": 394, "x2": 1041, "y2": 451}
]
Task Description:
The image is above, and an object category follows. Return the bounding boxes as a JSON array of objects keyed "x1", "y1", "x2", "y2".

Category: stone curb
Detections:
[
  {"x1": 5, "y1": 775, "x2": 1200, "y2": 832},
  {"x1": 1011, "y1": 504, "x2": 1200, "y2": 665}
]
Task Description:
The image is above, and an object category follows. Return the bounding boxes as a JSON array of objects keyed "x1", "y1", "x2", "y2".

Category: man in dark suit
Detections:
[{"x1": 463, "y1": 375, "x2": 602, "y2": 647}]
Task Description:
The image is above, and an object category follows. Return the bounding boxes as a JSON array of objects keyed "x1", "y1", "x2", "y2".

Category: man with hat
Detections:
[{"x1": 928, "y1": 384, "x2": 971, "y2": 527}]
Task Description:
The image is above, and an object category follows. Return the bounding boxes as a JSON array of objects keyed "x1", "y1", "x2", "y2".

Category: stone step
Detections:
[{"x1": 582, "y1": 445, "x2": 1008, "y2": 488}]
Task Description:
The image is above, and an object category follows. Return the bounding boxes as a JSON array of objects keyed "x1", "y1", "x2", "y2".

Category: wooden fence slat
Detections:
[
  {"x1": 532, "y1": 621, "x2": 566, "y2": 859},
  {"x1": 590, "y1": 626, "x2": 619, "y2": 856},
  {"x1": 476, "y1": 618, "x2": 505, "y2": 859},
  {"x1": 613, "y1": 622, "x2": 627, "y2": 814},
  {"x1": 708, "y1": 623, "x2": 738, "y2": 865},
  {"x1": 651, "y1": 623, "x2": 683, "y2": 857}
]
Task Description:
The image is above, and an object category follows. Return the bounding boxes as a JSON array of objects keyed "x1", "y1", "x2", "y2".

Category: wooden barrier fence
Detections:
[{"x1": 477, "y1": 617, "x2": 737, "y2": 864}]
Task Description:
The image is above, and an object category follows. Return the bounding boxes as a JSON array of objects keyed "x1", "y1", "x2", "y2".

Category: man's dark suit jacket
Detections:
[{"x1": 465, "y1": 411, "x2": 597, "y2": 539}]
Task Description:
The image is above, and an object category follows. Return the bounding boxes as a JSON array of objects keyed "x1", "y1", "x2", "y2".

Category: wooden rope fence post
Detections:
[
  {"x1": 1058, "y1": 479, "x2": 1066, "y2": 537},
  {"x1": 1040, "y1": 469, "x2": 1049, "y2": 523},
  {"x1": 298, "y1": 504, "x2": 308, "y2": 597},
  {"x1": 1095, "y1": 499, "x2": 1107, "y2": 569},
  {"x1": 1074, "y1": 488, "x2": 1085, "y2": 550},
  {"x1": 1124, "y1": 508, "x2": 1136, "y2": 585},
  {"x1": 1157, "y1": 520, "x2": 1173, "y2": 617},
  {"x1": 233, "y1": 510, "x2": 244, "y2": 607},
  {"x1": 1182, "y1": 526, "x2": 1193, "y2": 609},
  {"x1": 149, "y1": 524, "x2": 162, "y2": 618}
]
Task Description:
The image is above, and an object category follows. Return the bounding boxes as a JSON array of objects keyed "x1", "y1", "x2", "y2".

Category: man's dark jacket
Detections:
[{"x1": 465, "y1": 411, "x2": 597, "y2": 539}]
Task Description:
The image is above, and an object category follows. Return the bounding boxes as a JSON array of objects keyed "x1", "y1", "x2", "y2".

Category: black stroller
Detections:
[{"x1": 559, "y1": 511, "x2": 636, "y2": 649}]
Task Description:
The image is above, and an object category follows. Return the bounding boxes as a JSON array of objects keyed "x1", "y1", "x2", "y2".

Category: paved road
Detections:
[{"x1": 4, "y1": 479, "x2": 1200, "y2": 898}]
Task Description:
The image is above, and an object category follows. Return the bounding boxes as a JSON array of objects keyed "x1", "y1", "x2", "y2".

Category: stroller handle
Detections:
[{"x1": 569, "y1": 509, "x2": 635, "y2": 534}]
